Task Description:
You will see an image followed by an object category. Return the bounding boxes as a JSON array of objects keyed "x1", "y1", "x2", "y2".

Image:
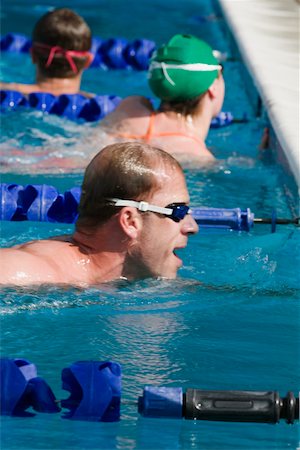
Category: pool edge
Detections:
[{"x1": 216, "y1": 0, "x2": 300, "y2": 192}]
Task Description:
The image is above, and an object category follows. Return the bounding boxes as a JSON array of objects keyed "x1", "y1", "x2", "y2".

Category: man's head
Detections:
[
  {"x1": 148, "y1": 34, "x2": 224, "y2": 116},
  {"x1": 31, "y1": 8, "x2": 92, "y2": 78},
  {"x1": 76, "y1": 142, "x2": 198, "y2": 279}
]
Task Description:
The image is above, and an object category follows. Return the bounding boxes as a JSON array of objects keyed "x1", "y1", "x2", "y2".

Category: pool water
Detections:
[{"x1": 0, "y1": 0, "x2": 299, "y2": 449}]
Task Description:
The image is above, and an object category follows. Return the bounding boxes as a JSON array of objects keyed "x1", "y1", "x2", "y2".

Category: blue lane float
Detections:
[
  {"x1": 0, "y1": 89, "x2": 241, "y2": 126},
  {"x1": 0, "y1": 183, "x2": 81, "y2": 223},
  {"x1": 61, "y1": 361, "x2": 122, "y2": 422},
  {"x1": 1, "y1": 358, "x2": 298, "y2": 424},
  {"x1": 0, "y1": 358, "x2": 60, "y2": 416},
  {"x1": 2, "y1": 183, "x2": 298, "y2": 231},
  {"x1": 0, "y1": 33, "x2": 32, "y2": 53},
  {"x1": 1, "y1": 33, "x2": 231, "y2": 70},
  {"x1": 0, "y1": 183, "x2": 255, "y2": 231},
  {"x1": 0, "y1": 358, "x2": 121, "y2": 422},
  {"x1": 1, "y1": 33, "x2": 156, "y2": 70},
  {"x1": 0, "y1": 90, "x2": 122, "y2": 122}
]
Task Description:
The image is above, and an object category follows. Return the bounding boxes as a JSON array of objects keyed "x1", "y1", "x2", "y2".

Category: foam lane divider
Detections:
[
  {"x1": 1, "y1": 359, "x2": 298, "y2": 423},
  {"x1": 1, "y1": 33, "x2": 156, "y2": 70},
  {"x1": 0, "y1": 90, "x2": 239, "y2": 126},
  {"x1": 1, "y1": 32, "x2": 230, "y2": 71},
  {"x1": 0, "y1": 358, "x2": 121, "y2": 421},
  {"x1": 0, "y1": 183, "x2": 255, "y2": 231},
  {"x1": 0, "y1": 90, "x2": 122, "y2": 122},
  {"x1": 0, "y1": 358, "x2": 60, "y2": 416}
]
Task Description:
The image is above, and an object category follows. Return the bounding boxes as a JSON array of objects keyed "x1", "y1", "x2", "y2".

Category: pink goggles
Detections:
[{"x1": 33, "y1": 42, "x2": 92, "y2": 73}]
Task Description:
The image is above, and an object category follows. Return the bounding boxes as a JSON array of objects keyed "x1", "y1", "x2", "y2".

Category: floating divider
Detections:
[
  {"x1": 1, "y1": 358, "x2": 298, "y2": 424},
  {"x1": 139, "y1": 386, "x2": 299, "y2": 424},
  {"x1": 1, "y1": 32, "x2": 230, "y2": 71},
  {"x1": 0, "y1": 90, "x2": 122, "y2": 122},
  {"x1": 0, "y1": 358, "x2": 121, "y2": 421},
  {"x1": 0, "y1": 89, "x2": 240, "y2": 126},
  {"x1": 0, "y1": 183, "x2": 255, "y2": 231},
  {"x1": 2, "y1": 183, "x2": 299, "y2": 232},
  {"x1": 1, "y1": 33, "x2": 156, "y2": 70}
]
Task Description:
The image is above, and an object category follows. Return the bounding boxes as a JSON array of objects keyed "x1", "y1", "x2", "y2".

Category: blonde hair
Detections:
[{"x1": 76, "y1": 142, "x2": 182, "y2": 230}]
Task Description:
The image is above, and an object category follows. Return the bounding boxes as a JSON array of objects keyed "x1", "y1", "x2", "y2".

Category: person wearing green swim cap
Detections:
[{"x1": 100, "y1": 34, "x2": 225, "y2": 167}]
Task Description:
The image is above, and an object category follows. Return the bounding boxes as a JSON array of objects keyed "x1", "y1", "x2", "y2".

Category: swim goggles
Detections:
[
  {"x1": 107, "y1": 198, "x2": 191, "y2": 223},
  {"x1": 32, "y1": 42, "x2": 92, "y2": 74}
]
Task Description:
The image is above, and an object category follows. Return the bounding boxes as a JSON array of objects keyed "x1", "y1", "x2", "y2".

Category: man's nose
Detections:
[{"x1": 182, "y1": 214, "x2": 199, "y2": 234}]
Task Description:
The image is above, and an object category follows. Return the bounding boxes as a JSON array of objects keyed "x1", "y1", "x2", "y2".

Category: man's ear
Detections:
[
  {"x1": 84, "y1": 52, "x2": 94, "y2": 69},
  {"x1": 118, "y1": 207, "x2": 142, "y2": 239}
]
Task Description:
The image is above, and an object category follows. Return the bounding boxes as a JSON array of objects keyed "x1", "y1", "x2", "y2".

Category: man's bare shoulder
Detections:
[
  {"x1": 0, "y1": 238, "x2": 75, "y2": 285},
  {"x1": 3, "y1": 236, "x2": 72, "y2": 254}
]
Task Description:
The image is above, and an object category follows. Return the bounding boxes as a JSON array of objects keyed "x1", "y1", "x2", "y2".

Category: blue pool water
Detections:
[{"x1": 1, "y1": 0, "x2": 299, "y2": 449}]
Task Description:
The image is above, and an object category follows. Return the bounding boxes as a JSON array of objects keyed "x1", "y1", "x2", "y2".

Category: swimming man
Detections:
[{"x1": 0, "y1": 142, "x2": 198, "y2": 286}]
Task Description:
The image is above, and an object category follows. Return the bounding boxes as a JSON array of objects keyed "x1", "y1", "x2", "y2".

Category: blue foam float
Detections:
[
  {"x1": 1, "y1": 33, "x2": 156, "y2": 70},
  {"x1": 0, "y1": 90, "x2": 122, "y2": 122},
  {"x1": 0, "y1": 183, "x2": 255, "y2": 231},
  {"x1": 61, "y1": 361, "x2": 122, "y2": 421},
  {"x1": 1, "y1": 358, "x2": 297, "y2": 423},
  {"x1": 0, "y1": 358, "x2": 121, "y2": 422},
  {"x1": 0, "y1": 89, "x2": 240, "y2": 126},
  {"x1": 0, "y1": 358, "x2": 60, "y2": 416}
]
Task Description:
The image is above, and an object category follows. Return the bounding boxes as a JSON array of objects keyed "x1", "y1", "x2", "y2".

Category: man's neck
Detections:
[
  {"x1": 71, "y1": 226, "x2": 129, "y2": 284},
  {"x1": 35, "y1": 74, "x2": 82, "y2": 95}
]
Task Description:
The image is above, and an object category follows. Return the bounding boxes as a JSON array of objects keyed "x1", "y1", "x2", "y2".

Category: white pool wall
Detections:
[{"x1": 218, "y1": 0, "x2": 300, "y2": 189}]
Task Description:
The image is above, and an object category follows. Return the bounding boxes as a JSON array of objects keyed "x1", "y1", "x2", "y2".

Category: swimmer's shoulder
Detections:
[
  {"x1": 100, "y1": 95, "x2": 154, "y2": 127},
  {"x1": 114, "y1": 95, "x2": 154, "y2": 115},
  {"x1": 0, "y1": 237, "x2": 73, "y2": 261},
  {"x1": 0, "y1": 82, "x2": 95, "y2": 98},
  {"x1": 1, "y1": 238, "x2": 58, "y2": 254},
  {"x1": 0, "y1": 81, "x2": 38, "y2": 95},
  {"x1": 0, "y1": 238, "x2": 76, "y2": 285},
  {"x1": 0, "y1": 244, "x2": 51, "y2": 285}
]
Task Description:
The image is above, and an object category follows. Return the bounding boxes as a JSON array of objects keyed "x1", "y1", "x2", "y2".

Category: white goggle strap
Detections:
[
  {"x1": 149, "y1": 61, "x2": 222, "y2": 72},
  {"x1": 161, "y1": 62, "x2": 175, "y2": 86},
  {"x1": 149, "y1": 61, "x2": 222, "y2": 87},
  {"x1": 108, "y1": 198, "x2": 173, "y2": 216}
]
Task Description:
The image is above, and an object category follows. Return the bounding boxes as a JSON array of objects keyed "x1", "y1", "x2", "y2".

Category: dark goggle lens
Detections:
[{"x1": 166, "y1": 204, "x2": 190, "y2": 222}]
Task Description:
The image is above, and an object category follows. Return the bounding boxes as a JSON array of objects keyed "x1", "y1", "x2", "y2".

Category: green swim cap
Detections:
[{"x1": 148, "y1": 34, "x2": 220, "y2": 101}]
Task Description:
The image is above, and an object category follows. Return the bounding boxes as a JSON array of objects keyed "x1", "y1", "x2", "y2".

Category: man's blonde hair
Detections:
[{"x1": 76, "y1": 142, "x2": 183, "y2": 230}]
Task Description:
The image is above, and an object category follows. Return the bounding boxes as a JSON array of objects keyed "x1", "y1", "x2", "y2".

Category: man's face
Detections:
[{"x1": 125, "y1": 166, "x2": 198, "y2": 279}]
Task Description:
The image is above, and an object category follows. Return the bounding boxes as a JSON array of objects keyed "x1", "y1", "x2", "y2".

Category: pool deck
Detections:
[{"x1": 218, "y1": 0, "x2": 300, "y2": 189}]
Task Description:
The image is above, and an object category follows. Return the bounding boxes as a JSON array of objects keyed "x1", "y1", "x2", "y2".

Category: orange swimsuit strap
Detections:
[{"x1": 116, "y1": 113, "x2": 204, "y2": 147}]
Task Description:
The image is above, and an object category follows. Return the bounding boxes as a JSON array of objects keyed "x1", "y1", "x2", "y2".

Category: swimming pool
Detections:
[{"x1": 1, "y1": 0, "x2": 299, "y2": 449}]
